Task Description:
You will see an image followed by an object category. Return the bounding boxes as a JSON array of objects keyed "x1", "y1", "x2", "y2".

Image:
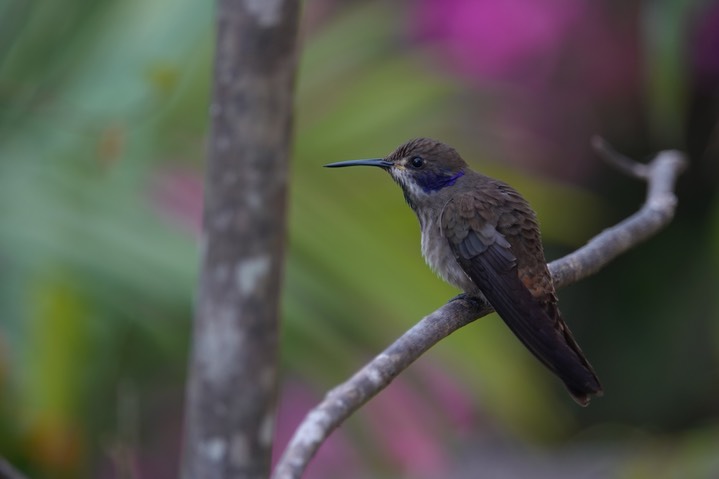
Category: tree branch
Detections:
[
  {"x1": 271, "y1": 142, "x2": 688, "y2": 479},
  {"x1": 0, "y1": 458, "x2": 29, "y2": 479},
  {"x1": 550, "y1": 138, "x2": 687, "y2": 288}
]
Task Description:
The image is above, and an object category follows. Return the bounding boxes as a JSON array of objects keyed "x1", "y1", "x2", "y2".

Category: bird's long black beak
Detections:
[{"x1": 324, "y1": 159, "x2": 392, "y2": 168}]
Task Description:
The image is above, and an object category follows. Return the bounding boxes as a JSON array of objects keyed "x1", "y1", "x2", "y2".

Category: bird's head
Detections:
[{"x1": 325, "y1": 138, "x2": 468, "y2": 207}]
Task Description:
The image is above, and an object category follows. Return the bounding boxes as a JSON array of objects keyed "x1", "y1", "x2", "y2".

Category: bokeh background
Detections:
[{"x1": 1, "y1": 0, "x2": 719, "y2": 477}]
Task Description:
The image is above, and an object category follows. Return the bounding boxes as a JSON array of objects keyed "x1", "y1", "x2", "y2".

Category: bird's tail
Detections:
[
  {"x1": 455, "y1": 251, "x2": 603, "y2": 405},
  {"x1": 539, "y1": 302, "x2": 603, "y2": 406},
  {"x1": 485, "y1": 281, "x2": 603, "y2": 406}
]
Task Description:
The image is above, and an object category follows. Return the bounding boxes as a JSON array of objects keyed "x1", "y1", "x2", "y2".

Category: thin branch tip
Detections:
[
  {"x1": 591, "y1": 136, "x2": 649, "y2": 179},
  {"x1": 590, "y1": 135, "x2": 608, "y2": 152}
]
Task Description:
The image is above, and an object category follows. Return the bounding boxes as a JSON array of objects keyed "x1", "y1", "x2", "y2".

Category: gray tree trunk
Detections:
[{"x1": 181, "y1": 1, "x2": 300, "y2": 478}]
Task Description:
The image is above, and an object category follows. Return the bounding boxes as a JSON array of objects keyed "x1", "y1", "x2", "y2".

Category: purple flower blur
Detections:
[
  {"x1": 149, "y1": 168, "x2": 203, "y2": 238},
  {"x1": 692, "y1": 1, "x2": 719, "y2": 89},
  {"x1": 413, "y1": 0, "x2": 585, "y2": 84},
  {"x1": 410, "y1": 0, "x2": 642, "y2": 180}
]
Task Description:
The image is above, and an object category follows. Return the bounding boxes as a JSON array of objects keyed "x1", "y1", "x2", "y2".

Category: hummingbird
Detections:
[{"x1": 325, "y1": 138, "x2": 602, "y2": 405}]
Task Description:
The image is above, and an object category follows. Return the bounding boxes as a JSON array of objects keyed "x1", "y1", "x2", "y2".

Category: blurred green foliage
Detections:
[{"x1": 1, "y1": 0, "x2": 718, "y2": 478}]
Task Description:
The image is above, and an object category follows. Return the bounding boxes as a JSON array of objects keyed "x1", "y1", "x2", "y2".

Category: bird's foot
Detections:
[
  {"x1": 449, "y1": 292, "x2": 469, "y2": 303},
  {"x1": 448, "y1": 292, "x2": 485, "y2": 308}
]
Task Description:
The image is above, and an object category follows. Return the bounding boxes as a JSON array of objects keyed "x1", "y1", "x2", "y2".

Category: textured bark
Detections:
[
  {"x1": 272, "y1": 141, "x2": 687, "y2": 479},
  {"x1": 181, "y1": 1, "x2": 299, "y2": 478}
]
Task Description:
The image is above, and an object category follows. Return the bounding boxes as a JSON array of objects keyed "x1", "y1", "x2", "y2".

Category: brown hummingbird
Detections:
[{"x1": 325, "y1": 138, "x2": 602, "y2": 405}]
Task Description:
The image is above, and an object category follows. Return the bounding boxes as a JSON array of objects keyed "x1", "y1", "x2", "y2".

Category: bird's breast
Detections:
[{"x1": 419, "y1": 211, "x2": 479, "y2": 295}]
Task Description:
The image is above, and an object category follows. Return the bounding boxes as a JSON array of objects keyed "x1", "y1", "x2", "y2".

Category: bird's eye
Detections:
[{"x1": 409, "y1": 156, "x2": 425, "y2": 168}]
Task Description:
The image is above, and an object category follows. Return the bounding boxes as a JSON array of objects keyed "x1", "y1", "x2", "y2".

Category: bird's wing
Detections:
[{"x1": 441, "y1": 192, "x2": 601, "y2": 404}]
